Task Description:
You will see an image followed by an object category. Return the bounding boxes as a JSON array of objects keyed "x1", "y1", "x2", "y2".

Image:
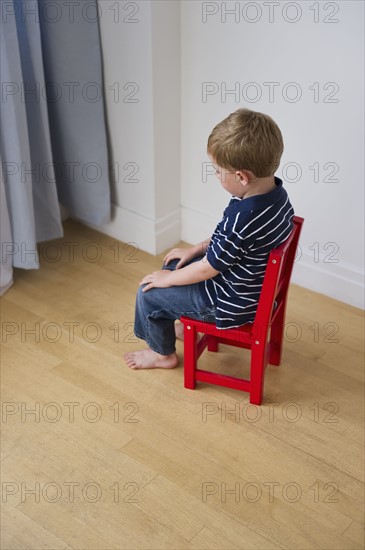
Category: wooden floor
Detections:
[{"x1": 1, "y1": 220, "x2": 364, "y2": 550}]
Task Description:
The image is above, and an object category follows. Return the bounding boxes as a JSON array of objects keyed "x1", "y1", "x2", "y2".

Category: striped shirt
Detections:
[{"x1": 200, "y1": 177, "x2": 294, "y2": 329}]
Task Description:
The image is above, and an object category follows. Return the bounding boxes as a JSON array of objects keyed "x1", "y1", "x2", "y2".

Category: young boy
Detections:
[{"x1": 124, "y1": 108, "x2": 294, "y2": 370}]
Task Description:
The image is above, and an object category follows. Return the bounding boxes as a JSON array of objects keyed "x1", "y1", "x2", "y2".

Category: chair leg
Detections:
[
  {"x1": 184, "y1": 324, "x2": 197, "y2": 389},
  {"x1": 207, "y1": 335, "x2": 219, "y2": 352},
  {"x1": 249, "y1": 346, "x2": 266, "y2": 405},
  {"x1": 269, "y1": 309, "x2": 286, "y2": 366}
]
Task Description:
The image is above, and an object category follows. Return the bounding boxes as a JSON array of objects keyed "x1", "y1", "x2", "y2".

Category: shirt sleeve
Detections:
[{"x1": 206, "y1": 214, "x2": 247, "y2": 272}]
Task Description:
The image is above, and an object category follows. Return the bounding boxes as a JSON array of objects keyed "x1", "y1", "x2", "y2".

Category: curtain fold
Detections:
[
  {"x1": 0, "y1": 155, "x2": 14, "y2": 295},
  {"x1": 0, "y1": 0, "x2": 111, "y2": 293},
  {"x1": 39, "y1": 0, "x2": 111, "y2": 225}
]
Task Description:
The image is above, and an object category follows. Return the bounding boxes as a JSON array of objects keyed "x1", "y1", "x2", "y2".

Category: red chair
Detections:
[{"x1": 181, "y1": 216, "x2": 304, "y2": 405}]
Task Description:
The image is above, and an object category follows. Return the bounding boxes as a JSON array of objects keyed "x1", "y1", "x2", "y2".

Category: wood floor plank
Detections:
[
  {"x1": 134, "y1": 474, "x2": 284, "y2": 548},
  {"x1": 190, "y1": 525, "x2": 280, "y2": 550},
  {"x1": 1, "y1": 505, "x2": 69, "y2": 550}
]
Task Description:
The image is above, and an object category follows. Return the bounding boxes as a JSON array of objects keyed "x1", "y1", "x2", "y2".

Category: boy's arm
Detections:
[{"x1": 140, "y1": 255, "x2": 219, "y2": 292}]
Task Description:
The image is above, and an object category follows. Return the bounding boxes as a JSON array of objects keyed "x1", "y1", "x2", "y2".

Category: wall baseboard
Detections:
[
  {"x1": 59, "y1": 203, "x2": 69, "y2": 222},
  {"x1": 181, "y1": 207, "x2": 364, "y2": 310},
  {"x1": 86, "y1": 203, "x2": 181, "y2": 256},
  {"x1": 291, "y1": 252, "x2": 364, "y2": 310}
]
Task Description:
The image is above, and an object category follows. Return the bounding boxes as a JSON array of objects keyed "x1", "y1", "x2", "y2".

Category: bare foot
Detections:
[
  {"x1": 124, "y1": 349, "x2": 179, "y2": 370},
  {"x1": 175, "y1": 321, "x2": 184, "y2": 340}
]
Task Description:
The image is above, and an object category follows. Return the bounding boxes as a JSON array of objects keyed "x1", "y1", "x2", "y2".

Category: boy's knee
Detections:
[
  {"x1": 136, "y1": 285, "x2": 158, "y2": 308},
  {"x1": 137, "y1": 285, "x2": 147, "y2": 300}
]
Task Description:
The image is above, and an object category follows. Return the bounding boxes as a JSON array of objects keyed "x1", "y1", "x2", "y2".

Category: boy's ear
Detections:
[{"x1": 236, "y1": 170, "x2": 250, "y2": 186}]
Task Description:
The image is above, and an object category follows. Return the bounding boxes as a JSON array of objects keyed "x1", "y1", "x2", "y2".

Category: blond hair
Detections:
[{"x1": 207, "y1": 108, "x2": 284, "y2": 177}]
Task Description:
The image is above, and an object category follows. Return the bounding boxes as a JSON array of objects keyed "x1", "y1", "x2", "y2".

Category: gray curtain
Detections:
[{"x1": 0, "y1": 0, "x2": 111, "y2": 294}]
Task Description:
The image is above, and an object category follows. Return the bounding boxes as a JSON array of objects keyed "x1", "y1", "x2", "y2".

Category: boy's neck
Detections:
[{"x1": 241, "y1": 175, "x2": 276, "y2": 199}]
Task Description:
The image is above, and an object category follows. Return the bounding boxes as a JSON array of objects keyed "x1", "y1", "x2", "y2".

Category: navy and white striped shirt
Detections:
[{"x1": 200, "y1": 177, "x2": 294, "y2": 329}]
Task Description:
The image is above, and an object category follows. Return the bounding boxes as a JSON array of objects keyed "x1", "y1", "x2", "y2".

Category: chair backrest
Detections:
[{"x1": 253, "y1": 216, "x2": 304, "y2": 339}]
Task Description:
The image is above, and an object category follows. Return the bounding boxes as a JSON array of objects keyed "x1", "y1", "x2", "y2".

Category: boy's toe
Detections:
[{"x1": 124, "y1": 352, "x2": 136, "y2": 367}]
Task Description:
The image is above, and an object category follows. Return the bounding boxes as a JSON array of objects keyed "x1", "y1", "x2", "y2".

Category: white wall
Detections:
[
  {"x1": 180, "y1": 0, "x2": 364, "y2": 309},
  {"x1": 96, "y1": 0, "x2": 180, "y2": 254},
  {"x1": 96, "y1": 0, "x2": 364, "y2": 309}
]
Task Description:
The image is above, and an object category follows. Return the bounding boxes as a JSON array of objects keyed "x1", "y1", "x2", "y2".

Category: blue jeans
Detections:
[{"x1": 134, "y1": 258, "x2": 216, "y2": 355}]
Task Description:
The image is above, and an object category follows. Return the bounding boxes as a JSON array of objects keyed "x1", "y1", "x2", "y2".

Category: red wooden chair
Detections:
[{"x1": 181, "y1": 216, "x2": 304, "y2": 405}]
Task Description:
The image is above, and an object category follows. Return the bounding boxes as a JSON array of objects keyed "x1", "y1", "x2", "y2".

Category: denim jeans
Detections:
[{"x1": 134, "y1": 258, "x2": 216, "y2": 355}]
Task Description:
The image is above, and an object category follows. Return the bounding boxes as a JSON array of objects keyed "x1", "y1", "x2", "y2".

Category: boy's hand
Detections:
[
  {"x1": 140, "y1": 256, "x2": 219, "y2": 291},
  {"x1": 163, "y1": 246, "x2": 200, "y2": 269},
  {"x1": 140, "y1": 270, "x2": 172, "y2": 292}
]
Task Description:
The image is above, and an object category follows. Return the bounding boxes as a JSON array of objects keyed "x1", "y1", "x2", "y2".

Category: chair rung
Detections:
[
  {"x1": 216, "y1": 337, "x2": 252, "y2": 349},
  {"x1": 196, "y1": 369, "x2": 251, "y2": 392},
  {"x1": 197, "y1": 334, "x2": 251, "y2": 356}
]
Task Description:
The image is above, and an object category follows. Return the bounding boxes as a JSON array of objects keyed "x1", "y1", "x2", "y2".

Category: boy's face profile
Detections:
[{"x1": 209, "y1": 155, "x2": 248, "y2": 198}]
